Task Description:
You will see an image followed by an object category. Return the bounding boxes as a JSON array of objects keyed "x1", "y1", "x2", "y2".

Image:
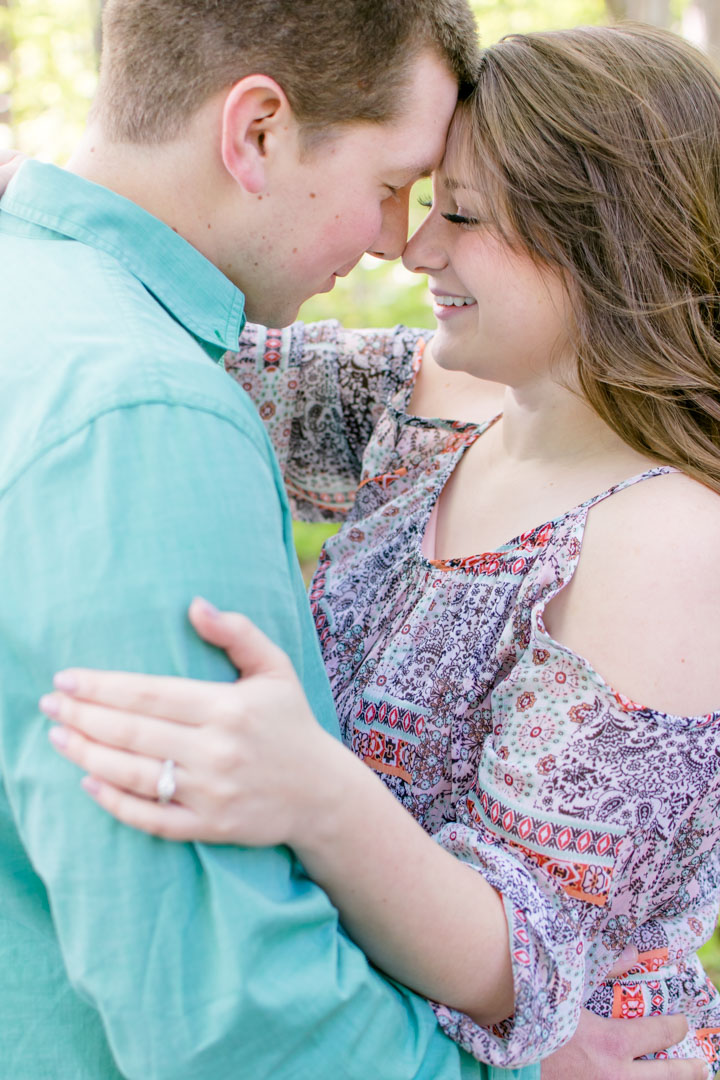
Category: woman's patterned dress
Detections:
[{"x1": 225, "y1": 320, "x2": 720, "y2": 1070}]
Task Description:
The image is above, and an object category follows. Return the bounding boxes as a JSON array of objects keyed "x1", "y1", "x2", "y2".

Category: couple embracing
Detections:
[{"x1": 1, "y1": 1, "x2": 719, "y2": 1078}]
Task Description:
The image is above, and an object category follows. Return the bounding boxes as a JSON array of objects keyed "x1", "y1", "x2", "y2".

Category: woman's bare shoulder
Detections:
[
  {"x1": 544, "y1": 470, "x2": 720, "y2": 717},
  {"x1": 591, "y1": 470, "x2": 720, "y2": 566}
]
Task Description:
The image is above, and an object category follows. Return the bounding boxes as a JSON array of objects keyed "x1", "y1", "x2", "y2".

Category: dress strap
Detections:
[{"x1": 581, "y1": 465, "x2": 677, "y2": 512}]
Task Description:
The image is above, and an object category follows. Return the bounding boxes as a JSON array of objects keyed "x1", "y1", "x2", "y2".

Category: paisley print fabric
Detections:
[
  {"x1": 226, "y1": 322, "x2": 720, "y2": 1071},
  {"x1": 225, "y1": 320, "x2": 418, "y2": 521}
]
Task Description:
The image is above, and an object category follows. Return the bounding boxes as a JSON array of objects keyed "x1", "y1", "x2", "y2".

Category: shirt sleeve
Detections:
[
  {"x1": 0, "y1": 400, "x2": 500, "y2": 1080},
  {"x1": 428, "y1": 638, "x2": 720, "y2": 1068},
  {"x1": 224, "y1": 321, "x2": 425, "y2": 521}
]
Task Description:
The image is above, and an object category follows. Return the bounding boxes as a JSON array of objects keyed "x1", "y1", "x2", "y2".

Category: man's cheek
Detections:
[{"x1": 321, "y1": 212, "x2": 380, "y2": 263}]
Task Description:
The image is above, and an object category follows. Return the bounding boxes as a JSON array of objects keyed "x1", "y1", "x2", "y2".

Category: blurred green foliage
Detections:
[
  {"x1": 0, "y1": 0, "x2": 96, "y2": 158},
  {"x1": 4, "y1": 0, "x2": 719, "y2": 986},
  {"x1": 292, "y1": 521, "x2": 339, "y2": 580}
]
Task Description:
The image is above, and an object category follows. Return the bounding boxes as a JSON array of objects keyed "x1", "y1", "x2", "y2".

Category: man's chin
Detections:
[{"x1": 243, "y1": 303, "x2": 301, "y2": 330}]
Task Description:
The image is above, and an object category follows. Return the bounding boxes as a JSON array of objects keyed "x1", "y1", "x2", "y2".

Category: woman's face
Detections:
[{"x1": 402, "y1": 166, "x2": 574, "y2": 389}]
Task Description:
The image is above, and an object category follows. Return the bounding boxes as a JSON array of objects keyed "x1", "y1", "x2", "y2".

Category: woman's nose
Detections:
[{"x1": 402, "y1": 213, "x2": 447, "y2": 276}]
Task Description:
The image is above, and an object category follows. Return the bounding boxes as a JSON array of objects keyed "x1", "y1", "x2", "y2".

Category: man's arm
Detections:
[{"x1": 0, "y1": 401, "x2": 495, "y2": 1080}]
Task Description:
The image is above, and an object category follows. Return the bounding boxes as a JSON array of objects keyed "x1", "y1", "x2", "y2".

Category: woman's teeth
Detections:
[{"x1": 435, "y1": 296, "x2": 475, "y2": 306}]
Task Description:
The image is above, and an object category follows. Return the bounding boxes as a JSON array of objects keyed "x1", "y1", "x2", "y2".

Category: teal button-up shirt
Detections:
[{"x1": 0, "y1": 161, "x2": 538, "y2": 1080}]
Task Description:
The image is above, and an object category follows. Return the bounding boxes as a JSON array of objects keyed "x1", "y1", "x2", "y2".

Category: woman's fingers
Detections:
[
  {"x1": 83, "y1": 779, "x2": 203, "y2": 841},
  {"x1": 0, "y1": 149, "x2": 25, "y2": 196},
  {"x1": 39, "y1": 693, "x2": 198, "y2": 762},
  {"x1": 48, "y1": 723, "x2": 190, "y2": 803},
  {"x1": 49, "y1": 668, "x2": 227, "y2": 726},
  {"x1": 188, "y1": 598, "x2": 295, "y2": 678},
  {"x1": 49, "y1": 602, "x2": 294, "y2": 720}
]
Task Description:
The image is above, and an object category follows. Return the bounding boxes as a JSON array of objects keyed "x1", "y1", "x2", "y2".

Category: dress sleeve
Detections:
[
  {"x1": 428, "y1": 634, "x2": 720, "y2": 1068},
  {"x1": 224, "y1": 321, "x2": 425, "y2": 521}
]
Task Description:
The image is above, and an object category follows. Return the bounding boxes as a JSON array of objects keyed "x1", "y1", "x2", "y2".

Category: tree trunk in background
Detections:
[
  {"x1": 605, "y1": 0, "x2": 671, "y2": 24},
  {"x1": 683, "y1": 0, "x2": 720, "y2": 61},
  {"x1": 0, "y1": 0, "x2": 11, "y2": 133}
]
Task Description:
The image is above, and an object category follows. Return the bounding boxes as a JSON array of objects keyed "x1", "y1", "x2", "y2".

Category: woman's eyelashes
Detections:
[
  {"x1": 443, "y1": 212, "x2": 482, "y2": 227},
  {"x1": 416, "y1": 194, "x2": 481, "y2": 228}
]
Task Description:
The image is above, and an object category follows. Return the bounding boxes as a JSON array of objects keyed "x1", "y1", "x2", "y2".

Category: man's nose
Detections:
[
  {"x1": 402, "y1": 212, "x2": 446, "y2": 277},
  {"x1": 366, "y1": 188, "x2": 411, "y2": 262}
]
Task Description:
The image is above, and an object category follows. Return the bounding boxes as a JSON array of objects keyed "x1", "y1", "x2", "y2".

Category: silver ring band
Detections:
[{"x1": 156, "y1": 759, "x2": 177, "y2": 804}]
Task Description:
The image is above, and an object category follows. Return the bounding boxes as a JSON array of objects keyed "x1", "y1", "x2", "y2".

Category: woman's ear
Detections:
[{"x1": 221, "y1": 75, "x2": 292, "y2": 194}]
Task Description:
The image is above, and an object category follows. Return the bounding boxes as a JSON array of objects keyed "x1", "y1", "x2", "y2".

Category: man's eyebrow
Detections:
[{"x1": 392, "y1": 163, "x2": 435, "y2": 185}]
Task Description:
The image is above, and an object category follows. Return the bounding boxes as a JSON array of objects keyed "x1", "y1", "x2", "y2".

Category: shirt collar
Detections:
[{"x1": 1, "y1": 160, "x2": 246, "y2": 354}]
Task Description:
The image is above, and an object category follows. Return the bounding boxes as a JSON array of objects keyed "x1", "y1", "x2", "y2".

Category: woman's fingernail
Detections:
[
  {"x1": 48, "y1": 726, "x2": 68, "y2": 749},
  {"x1": 194, "y1": 596, "x2": 220, "y2": 619},
  {"x1": 53, "y1": 672, "x2": 77, "y2": 693},
  {"x1": 81, "y1": 776, "x2": 101, "y2": 797},
  {"x1": 40, "y1": 694, "x2": 60, "y2": 717}
]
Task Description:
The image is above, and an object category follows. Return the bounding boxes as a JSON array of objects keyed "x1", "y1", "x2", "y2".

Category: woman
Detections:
[{"x1": 40, "y1": 24, "x2": 720, "y2": 1073}]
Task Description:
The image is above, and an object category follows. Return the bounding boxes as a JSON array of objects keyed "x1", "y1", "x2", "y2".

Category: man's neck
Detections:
[{"x1": 66, "y1": 114, "x2": 228, "y2": 268}]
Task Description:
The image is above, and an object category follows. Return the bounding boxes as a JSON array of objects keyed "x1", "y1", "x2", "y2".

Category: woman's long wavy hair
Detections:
[{"x1": 450, "y1": 24, "x2": 720, "y2": 491}]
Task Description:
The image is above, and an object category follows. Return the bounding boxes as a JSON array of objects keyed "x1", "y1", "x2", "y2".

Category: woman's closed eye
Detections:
[
  {"x1": 416, "y1": 194, "x2": 481, "y2": 228},
  {"x1": 442, "y1": 211, "x2": 482, "y2": 227}
]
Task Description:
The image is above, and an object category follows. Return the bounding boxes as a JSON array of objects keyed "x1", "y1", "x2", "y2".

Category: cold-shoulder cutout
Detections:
[
  {"x1": 543, "y1": 469, "x2": 720, "y2": 718},
  {"x1": 311, "y1": 403, "x2": 720, "y2": 1068}
]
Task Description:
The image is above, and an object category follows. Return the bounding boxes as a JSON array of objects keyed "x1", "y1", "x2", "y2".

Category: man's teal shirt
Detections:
[{"x1": 0, "y1": 161, "x2": 537, "y2": 1080}]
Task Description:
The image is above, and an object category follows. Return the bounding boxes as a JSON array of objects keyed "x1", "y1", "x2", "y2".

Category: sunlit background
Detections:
[
  {"x1": 2, "y1": 0, "x2": 719, "y2": 984},
  {"x1": 1, "y1": 0, "x2": 714, "y2": 329}
]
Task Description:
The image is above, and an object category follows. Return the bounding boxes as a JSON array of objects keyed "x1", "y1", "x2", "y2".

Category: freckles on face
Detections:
[{"x1": 296, "y1": 200, "x2": 381, "y2": 279}]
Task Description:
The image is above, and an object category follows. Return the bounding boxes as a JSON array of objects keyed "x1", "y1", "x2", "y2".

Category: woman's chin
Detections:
[{"x1": 431, "y1": 331, "x2": 475, "y2": 374}]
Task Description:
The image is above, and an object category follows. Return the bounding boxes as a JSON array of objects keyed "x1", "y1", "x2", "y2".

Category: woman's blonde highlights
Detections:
[{"x1": 452, "y1": 25, "x2": 720, "y2": 491}]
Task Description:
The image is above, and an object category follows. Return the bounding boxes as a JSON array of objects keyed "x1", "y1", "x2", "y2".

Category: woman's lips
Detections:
[{"x1": 431, "y1": 293, "x2": 477, "y2": 320}]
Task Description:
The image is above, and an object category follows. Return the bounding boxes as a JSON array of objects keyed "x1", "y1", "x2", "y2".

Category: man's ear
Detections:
[{"x1": 221, "y1": 76, "x2": 293, "y2": 194}]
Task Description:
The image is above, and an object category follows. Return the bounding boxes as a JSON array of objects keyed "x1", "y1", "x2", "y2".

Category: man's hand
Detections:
[
  {"x1": 0, "y1": 150, "x2": 24, "y2": 195},
  {"x1": 541, "y1": 1010, "x2": 709, "y2": 1080}
]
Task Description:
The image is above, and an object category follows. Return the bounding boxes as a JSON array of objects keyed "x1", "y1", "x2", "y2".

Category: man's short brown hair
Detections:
[{"x1": 95, "y1": 0, "x2": 479, "y2": 144}]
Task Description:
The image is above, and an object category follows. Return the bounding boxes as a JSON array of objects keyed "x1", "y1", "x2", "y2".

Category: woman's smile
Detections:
[{"x1": 431, "y1": 291, "x2": 477, "y2": 320}]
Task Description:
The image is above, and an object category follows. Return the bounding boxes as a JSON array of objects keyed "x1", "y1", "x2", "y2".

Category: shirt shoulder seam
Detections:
[{"x1": 0, "y1": 397, "x2": 270, "y2": 505}]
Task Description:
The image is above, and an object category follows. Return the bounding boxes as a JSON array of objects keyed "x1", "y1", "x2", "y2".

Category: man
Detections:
[{"x1": 0, "y1": 2, "x2": 703, "y2": 1078}]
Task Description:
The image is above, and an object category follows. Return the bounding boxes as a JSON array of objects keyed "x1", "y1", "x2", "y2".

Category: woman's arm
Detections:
[
  {"x1": 0, "y1": 150, "x2": 24, "y2": 192},
  {"x1": 39, "y1": 599, "x2": 718, "y2": 1073},
  {"x1": 227, "y1": 324, "x2": 506, "y2": 522},
  {"x1": 226, "y1": 322, "x2": 426, "y2": 522},
  {"x1": 41, "y1": 598, "x2": 514, "y2": 1029}
]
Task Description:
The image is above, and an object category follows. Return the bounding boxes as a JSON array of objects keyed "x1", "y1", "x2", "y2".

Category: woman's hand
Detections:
[
  {"x1": 40, "y1": 598, "x2": 515, "y2": 1025},
  {"x1": 0, "y1": 150, "x2": 25, "y2": 195},
  {"x1": 39, "y1": 597, "x2": 348, "y2": 847}
]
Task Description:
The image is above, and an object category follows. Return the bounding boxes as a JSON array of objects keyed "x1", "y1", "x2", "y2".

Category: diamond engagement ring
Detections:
[{"x1": 156, "y1": 759, "x2": 177, "y2": 804}]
